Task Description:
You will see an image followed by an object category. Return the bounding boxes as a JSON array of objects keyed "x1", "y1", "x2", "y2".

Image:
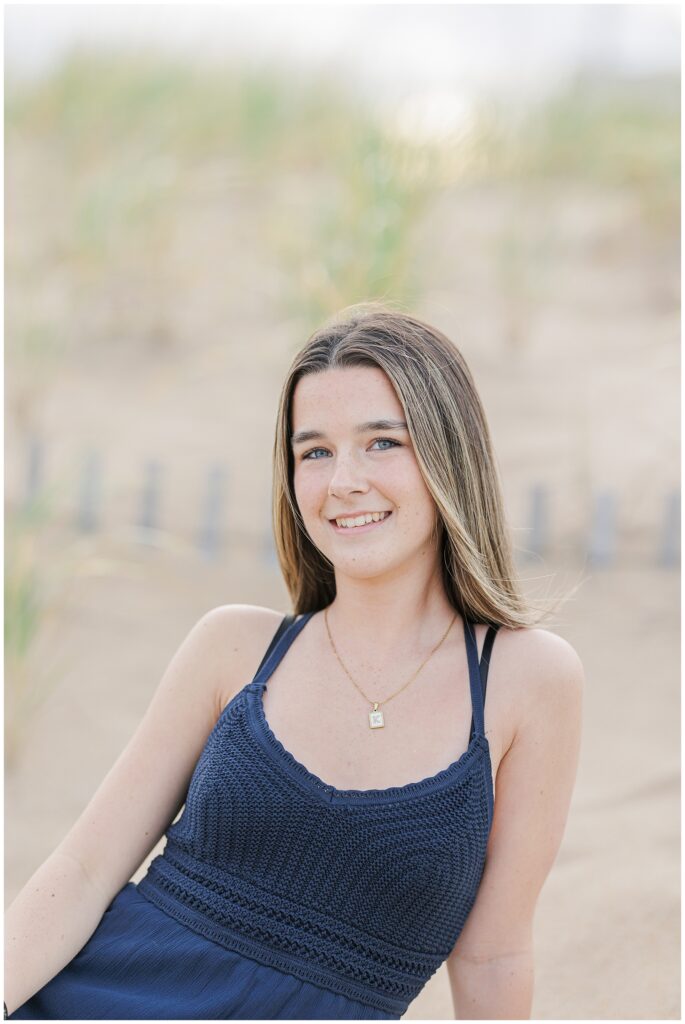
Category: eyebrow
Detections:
[{"x1": 291, "y1": 418, "x2": 409, "y2": 447}]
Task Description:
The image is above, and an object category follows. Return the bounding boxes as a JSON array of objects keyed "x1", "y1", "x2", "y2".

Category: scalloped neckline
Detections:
[
  {"x1": 249, "y1": 686, "x2": 490, "y2": 806},
  {"x1": 245, "y1": 612, "x2": 492, "y2": 808}
]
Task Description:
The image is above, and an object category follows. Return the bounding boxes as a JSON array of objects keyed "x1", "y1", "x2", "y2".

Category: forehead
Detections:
[{"x1": 292, "y1": 366, "x2": 402, "y2": 422}]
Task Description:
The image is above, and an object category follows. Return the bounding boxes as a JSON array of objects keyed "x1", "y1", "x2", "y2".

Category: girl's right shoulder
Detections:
[{"x1": 200, "y1": 604, "x2": 288, "y2": 712}]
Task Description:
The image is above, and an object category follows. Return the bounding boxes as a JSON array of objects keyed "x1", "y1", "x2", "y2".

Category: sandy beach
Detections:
[{"x1": 5, "y1": 534, "x2": 680, "y2": 1019}]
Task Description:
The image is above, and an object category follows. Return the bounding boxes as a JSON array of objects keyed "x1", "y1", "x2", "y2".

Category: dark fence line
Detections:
[{"x1": 17, "y1": 439, "x2": 681, "y2": 568}]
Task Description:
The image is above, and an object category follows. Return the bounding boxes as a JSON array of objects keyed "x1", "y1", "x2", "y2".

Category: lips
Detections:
[
  {"x1": 329, "y1": 511, "x2": 393, "y2": 534},
  {"x1": 328, "y1": 510, "x2": 391, "y2": 521}
]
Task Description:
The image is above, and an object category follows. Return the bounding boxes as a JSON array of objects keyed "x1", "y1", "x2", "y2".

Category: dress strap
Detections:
[
  {"x1": 479, "y1": 624, "x2": 499, "y2": 703},
  {"x1": 464, "y1": 619, "x2": 500, "y2": 740},
  {"x1": 252, "y1": 614, "x2": 295, "y2": 680},
  {"x1": 252, "y1": 612, "x2": 312, "y2": 687}
]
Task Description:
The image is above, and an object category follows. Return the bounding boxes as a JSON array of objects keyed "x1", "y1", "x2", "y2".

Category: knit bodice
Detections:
[{"x1": 137, "y1": 611, "x2": 497, "y2": 1016}]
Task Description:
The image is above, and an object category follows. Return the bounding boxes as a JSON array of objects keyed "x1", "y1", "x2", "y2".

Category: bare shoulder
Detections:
[
  {"x1": 201, "y1": 603, "x2": 287, "y2": 709},
  {"x1": 446, "y1": 625, "x2": 584, "y2": 978},
  {"x1": 202, "y1": 602, "x2": 285, "y2": 638},
  {"x1": 496, "y1": 624, "x2": 584, "y2": 679},
  {"x1": 492, "y1": 624, "x2": 585, "y2": 730}
]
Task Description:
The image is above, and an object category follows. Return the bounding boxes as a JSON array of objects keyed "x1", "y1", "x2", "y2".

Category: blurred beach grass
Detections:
[
  {"x1": 5, "y1": 54, "x2": 679, "y2": 760},
  {"x1": 6, "y1": 56, "x2": 678, "y2": 277}
]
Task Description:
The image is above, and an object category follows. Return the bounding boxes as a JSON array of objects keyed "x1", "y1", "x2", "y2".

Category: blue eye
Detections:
[{"x1": 300, "y1": 438, "x2": 401, "y2": 461}]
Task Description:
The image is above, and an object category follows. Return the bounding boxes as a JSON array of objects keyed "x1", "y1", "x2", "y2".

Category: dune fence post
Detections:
[
  {"x1": 526, "y1": 482, "x2": 548, "y2": 561},
  {"x1": 76, "y1": 449, "x2": 102, "y2": 533},
  {"x1": 659, "y1": 489, "x2": 680, "y2": 568},
  {"x1": 588, "y1": 489, "x2": 616, "y2": 567},
  {"x1": 262, "y1": 531, "x2": 278, "y2": 567},
  {"x1": 138, "y1": 459, "x2": 163, "y2": 546},
  {"x1": 23, "y1": 436, "x2": 44, "y2": 511},
  {"x1": 197, "y1": 464, "x2": 227, "y2": 561}
]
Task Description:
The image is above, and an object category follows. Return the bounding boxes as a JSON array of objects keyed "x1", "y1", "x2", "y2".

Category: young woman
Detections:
[{"x1": 5, "y1": 306, "x2": 584, "y2": 1020}]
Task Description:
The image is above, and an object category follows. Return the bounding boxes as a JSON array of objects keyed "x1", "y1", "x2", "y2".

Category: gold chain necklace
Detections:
[{"x1": 323, "y1": 606, "x2": 458, "y2": 729}]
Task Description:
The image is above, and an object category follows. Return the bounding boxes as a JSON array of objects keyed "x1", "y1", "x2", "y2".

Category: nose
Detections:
[{"x1": 327, "y1": 452, "x2": 370, "y2": 499}]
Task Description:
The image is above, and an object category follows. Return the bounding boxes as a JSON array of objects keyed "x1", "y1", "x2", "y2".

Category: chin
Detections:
[{"x1": 334, "y1": 550, "x2": 406, "y2": 577}]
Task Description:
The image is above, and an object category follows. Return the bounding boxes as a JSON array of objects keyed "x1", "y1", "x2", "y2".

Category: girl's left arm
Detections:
[{"x1": 446, "y1": 628, "x2": 585, "y2": 1020}]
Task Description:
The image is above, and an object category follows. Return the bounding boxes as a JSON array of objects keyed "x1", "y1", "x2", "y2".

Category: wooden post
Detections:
[
  {"x1": 197, "y1": 464, "x2": 227, "y2": 560},
  {"x1": 138, "y1": 459, "x2": 162, "y2": 544},
  {"x1": 526, "y1": 482, "x2": 548, "y2": 560},
  {"x1": 588, "y1": 490, "x2": 616, "y2": 567},
  {"x1": 659, "y1": 489, "x2": 680, "y2": 568},
  {"x1": 24, "y1": 436, "x2": 44, "y2": 510},
  {"x1": 76, "y1": 450, "x2": 102, "y2": 533}
]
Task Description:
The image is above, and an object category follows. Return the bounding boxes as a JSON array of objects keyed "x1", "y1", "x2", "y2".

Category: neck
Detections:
[{"x1": 324, "y1": 573, "x2": 459, "y2": 660}]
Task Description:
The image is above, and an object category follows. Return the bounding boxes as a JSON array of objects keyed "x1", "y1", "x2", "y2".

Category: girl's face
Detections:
[{"x1": 291, "y1": 365, "x2": 440, "y2": 580}]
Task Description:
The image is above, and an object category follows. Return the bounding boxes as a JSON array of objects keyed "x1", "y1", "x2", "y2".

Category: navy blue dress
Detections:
[{"x1": 10, "y1": 610, "x2": 498, "y2": 1020}]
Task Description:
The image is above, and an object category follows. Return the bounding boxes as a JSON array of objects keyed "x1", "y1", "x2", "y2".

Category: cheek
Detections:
[
  {"x1": 396, "y1": 463, "x2": 432, "y2": 504},
  {"x1": 403, "y1": 470, "x2": 438, "y2": 524},
  {"x1": 293, "y1": 467, "x2": 323, "y2": 509}
]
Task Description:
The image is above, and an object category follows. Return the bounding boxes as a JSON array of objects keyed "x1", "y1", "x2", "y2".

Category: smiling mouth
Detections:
[{"x1": 329, "y1": 511, "x2": 393, "y2": 533}]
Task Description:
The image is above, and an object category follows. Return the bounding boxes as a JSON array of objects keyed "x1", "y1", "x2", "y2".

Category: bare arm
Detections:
[
  {"x1": 4, "y1": 850, "x2": 113, "y2": 1016},
  {"x1": 448, "y1": 949, "x2": 535, "y2": 1020},
  {"x1": 447, "y1": 629, "x2": 584, "y2": 1019},
  {"x1": 4, "y1": 604, "x2": 277, "y2": 1016}
]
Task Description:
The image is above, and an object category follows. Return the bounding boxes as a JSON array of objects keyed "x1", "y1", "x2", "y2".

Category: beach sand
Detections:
[{"x1": 4, "y1": 542, "x2": 680, "y2": 1019}]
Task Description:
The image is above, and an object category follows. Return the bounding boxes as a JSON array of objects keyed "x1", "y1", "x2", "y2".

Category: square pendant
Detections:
[{"x1": 369, "y1": 709, "x2": 385, "y2": 729}]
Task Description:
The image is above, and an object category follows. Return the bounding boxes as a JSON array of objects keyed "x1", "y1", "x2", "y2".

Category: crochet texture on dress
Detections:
[{"x1": 137, "y1": 617, "x2": 494, "y2": 1017}]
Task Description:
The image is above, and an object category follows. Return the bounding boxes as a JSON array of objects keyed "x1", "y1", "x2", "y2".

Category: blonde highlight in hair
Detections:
[{"x1": 273, "y1": 302, "x2": 575, "y2": 628}]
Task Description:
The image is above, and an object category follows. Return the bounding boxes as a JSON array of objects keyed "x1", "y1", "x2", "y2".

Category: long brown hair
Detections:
[{"x1": 273, "y1": 303, "x2": 571, "y2": 629}]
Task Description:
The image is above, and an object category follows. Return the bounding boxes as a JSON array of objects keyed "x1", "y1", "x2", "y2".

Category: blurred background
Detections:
[{"x1": 4, "y1": 4, "x2": 680, "y2": 1019}]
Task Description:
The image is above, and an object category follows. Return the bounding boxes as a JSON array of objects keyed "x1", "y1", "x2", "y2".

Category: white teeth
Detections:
[{"x1": 335, "y1": 511, "x2": 390, "y2": 529}]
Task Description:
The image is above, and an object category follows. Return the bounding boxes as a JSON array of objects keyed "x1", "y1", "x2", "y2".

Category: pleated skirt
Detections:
[{"x1": 9, "y1": 882, "x2": 399, "y2": 1020}]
